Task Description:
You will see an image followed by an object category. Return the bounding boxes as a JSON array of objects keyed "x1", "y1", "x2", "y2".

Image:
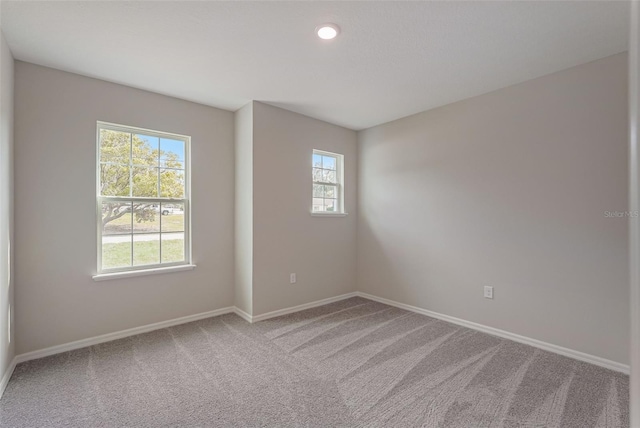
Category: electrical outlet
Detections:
[
  {"x1": 290, "y1": 273, "x2": 297, "y2": 284},
  {"x1": 484, "y1": 286, "x2": 494, "y2": 299}
]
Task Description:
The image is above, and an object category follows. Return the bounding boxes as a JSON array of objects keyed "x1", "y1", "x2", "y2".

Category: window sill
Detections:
[
  {"x1": 93, "y1": 264, "x2": 196, "y2": 282},
  {"x1": 311, "y1": 212, "x2": 348, "y2": 217}
]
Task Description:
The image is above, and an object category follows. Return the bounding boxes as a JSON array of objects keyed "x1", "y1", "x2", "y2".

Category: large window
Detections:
[
  {"x1": 97, "y1": 122, "x2": 190, "y2": 273},
  {"x1": 312, "y1": 149, "x2": 344, "y2": 214}
]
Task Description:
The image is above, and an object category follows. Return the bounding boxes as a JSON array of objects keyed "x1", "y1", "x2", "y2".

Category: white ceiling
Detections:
[{"x1": 0, "y1": 1, "x2": 630, "y2": 130}]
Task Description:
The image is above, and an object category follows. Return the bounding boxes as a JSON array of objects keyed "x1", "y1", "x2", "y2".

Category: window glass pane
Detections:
[
  {"x1": 160, "y1": 138, "x2": 185, "y2": 169},
  {"x1": 313, "y1": 184, "x2": 324, "y2": 198},
  {"x1": 102, "y1": 202, "x2": 132, "y2": 235},
  {"x1": 324, "y1": 185, "x2": 336, "y2": 198},
  {"x1": 102, "y1": 234, "x2": 132, "y2": 270},
  {"x1": 313, "y1": 198, "x2": 325, "y2": 212},
  {"x1": 322, "y1": 169, "x2": 337, "y2": 184},
  {"x1": 312, "y1": 167, "x2": 323, "y2": 183},
  {"x1": 313, "y1": 154, "x2": 322, "y2": 168},
  {"x1": 132, "y1": 167, "x2": 159, "y2": 197},
  {"x1": 322, "y1": 156, "x2": 336, "y2": 170},
  {"x1": 132, "y1": 203, "x2": 160, "y2": 233},
  {"x1": 133, "y1": 233, "x2": 160, "y2": 266},
  {"x1": 324, "y1": 199, "x2": 337, "y2": 212},
  {"x1": 132, "y1": 134, "x2": 159, "y2": 166},
  {"x1": 100, "y1": 164, "x2": 130, "y2": 196},
  {"x1": 161, "y1": 203, "x2": 184, "y2": 232},
  {"x1": 161, "y1": 232, "x2": 185, "y2": 264},
  {"x1": 99, "y1": 130, "x2": 130, "y2": 163},
  {"x1": 160, "y1": 169, "x2": 185, "y2": 198}
]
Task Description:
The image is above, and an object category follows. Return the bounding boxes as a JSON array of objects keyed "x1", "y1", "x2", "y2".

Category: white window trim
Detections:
[
  {"x1": 93, "y1": 264, "x2": 196, "y2": 282},
  {"x1": 311, "y1": 212, "x2": 348, "y2": 217},
  {"x1": 95, "y1": 121, "x2": 192, "y2": 276},
  {"x1": 312, "y1": 149, "x2": 347, "y2": 216}
]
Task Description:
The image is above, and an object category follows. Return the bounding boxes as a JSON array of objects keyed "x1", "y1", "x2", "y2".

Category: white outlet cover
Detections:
[{"x1": 484, "y1": 286, "x2": 494, "y2": 299}]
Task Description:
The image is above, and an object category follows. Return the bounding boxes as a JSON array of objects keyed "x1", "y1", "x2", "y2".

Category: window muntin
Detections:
[
  {"x1": 97, "y1": 122, "x2": 190, "y2": 273},
  {"x1": 312, "y1": 150, "x2": 344, "y2": 213}
]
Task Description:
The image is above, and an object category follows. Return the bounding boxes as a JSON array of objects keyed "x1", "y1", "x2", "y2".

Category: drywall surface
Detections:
[
  {"x1": 358, "y1": 53, "x2": 629, "y2": 364},
  {"x1": 234, "y1": 102, "x2": 253, "y2": 315},
  {"x1": 0, "y1": 30, "x2": 15, "y2": 377},
  {"x1": 14, "y1": 62, "x2": 234, "y2": 354},
  {"x1": 252, "y1": 102, "x2": 357, "y2": 315},
  {"x1": 628, "y1": 3, "x2": 640, "y2": 422}
]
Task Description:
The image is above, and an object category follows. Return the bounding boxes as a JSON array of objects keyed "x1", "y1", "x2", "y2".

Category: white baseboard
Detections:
[
  {"x1": 356, "y1": 292, "x2": 630, "y2": 374},
  {"x1": 15, "y1": 306, "x2": 235, "y2": 365},
  {"x1": 251, "y1": 292, "x2": 359, "y2": 323},
  {"x1": 0, "y1": 357, "x2": 17, "y2": 399},
  {"x1": 2, "y1": 289, "x2": 628, "y2": 400},
  {"x1": 233, "y1": 307, "x2": 253, "y2": 323},
  {"x1": 10, "y1": 292, "x2": 360, "y2": 369}
]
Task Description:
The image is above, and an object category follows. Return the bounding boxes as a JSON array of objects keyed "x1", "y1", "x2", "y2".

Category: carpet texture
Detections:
[{"x1": 0, "y1": 297, "x2": 629, "y2": 427}]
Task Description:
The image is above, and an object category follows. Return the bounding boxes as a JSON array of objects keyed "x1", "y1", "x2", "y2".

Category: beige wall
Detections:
[
  {"x1": 10, "y1": 50, "x2": 626, "y2": 365},
  {"x1": 234, "y1": 102, "x2": 253, "y2": 314},
  {"x1": 251, "y1": 102, "x2": 357, "y2": 315},
  {"x1": 357, "y1": 53, "x2": 629, "y2": 364},
  {"x1": 629, "y1": 3, "x2": 640, "y2": 420},
  {"x1": 14, "y1": 62, "x2": 235, "y2": 354},
  {"x1": 0, "y1": 31, "x2": 15, "y2": 377}
]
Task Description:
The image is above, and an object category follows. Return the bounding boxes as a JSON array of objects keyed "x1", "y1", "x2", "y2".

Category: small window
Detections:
[
  {"x1": 312, "y1": 149, "x2": 344, "y2": 214},
  {"x1": 97, "y1": 122, "x2": 190, "y2": 273}
]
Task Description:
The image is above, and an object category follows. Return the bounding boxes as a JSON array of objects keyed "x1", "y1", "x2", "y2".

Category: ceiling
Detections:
[{"x1": 0, "y1": 1, "x2": 630, "y2": 130}]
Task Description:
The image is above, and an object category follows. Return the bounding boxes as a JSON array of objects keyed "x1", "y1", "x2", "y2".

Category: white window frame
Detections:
[
  {"x1": 312, "y1": 149, "x2": 346, "y2": 216},
  {"x1": 95, "y1": 121, "x2": 191, "y2": 276}
]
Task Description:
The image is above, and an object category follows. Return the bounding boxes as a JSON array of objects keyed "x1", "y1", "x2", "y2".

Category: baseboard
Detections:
[
  {"x1": 356, "y1": 292, "x2": 630, "y2": 374},
  {"x1": 10, "y1": 292, "x2": 361, "y2": 368},
  {"x1": 5, "y1": 289, "x2": 627, "y2": 400},
  {"x1": 233, "y1": 307, "x2": 253, "y2": 323},
  {"x1": 15, "y1": 306, "x2": 235, "y2": 365},
  {"x1": 251, "y1": 292, "x2": 359, "y2": 323},
  {"x1": 0, "y1": 357, "x2": 17, "y2": 399}
]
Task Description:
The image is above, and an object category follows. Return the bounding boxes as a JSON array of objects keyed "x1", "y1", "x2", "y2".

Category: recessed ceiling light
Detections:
[{"x1": 316, "y1": 23, "x2": 340, "y2": 40}]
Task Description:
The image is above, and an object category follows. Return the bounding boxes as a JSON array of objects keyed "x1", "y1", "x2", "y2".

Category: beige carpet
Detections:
[{"x1": 0, "y1": 297, "x2": 629, "y2": 427}]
